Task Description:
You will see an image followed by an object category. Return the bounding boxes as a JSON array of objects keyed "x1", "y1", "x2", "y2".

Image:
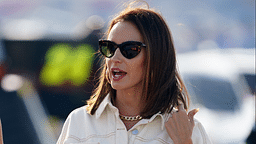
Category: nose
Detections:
[{"x1": 110, "y1": 48, "x2": 123, "y2": 63}]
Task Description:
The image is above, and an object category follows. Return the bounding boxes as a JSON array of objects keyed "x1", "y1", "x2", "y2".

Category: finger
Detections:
[{"x1": 188, "y1": 108, "x2": 199, "y2": 123}]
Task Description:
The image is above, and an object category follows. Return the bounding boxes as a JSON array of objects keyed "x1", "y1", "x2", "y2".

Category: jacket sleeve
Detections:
[{"x1": 192, "y1": 119, "x2": 212, "y2": 144}]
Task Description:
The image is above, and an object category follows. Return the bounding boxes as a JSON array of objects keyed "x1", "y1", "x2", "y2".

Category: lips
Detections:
[{"x1": 111, "y1": 68, "x2": 127, "y2": 81}]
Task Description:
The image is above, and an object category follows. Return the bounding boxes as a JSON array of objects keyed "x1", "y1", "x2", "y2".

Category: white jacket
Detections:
[{"x1": 57, "y1": 94, "x2": 212, "y2": 144}]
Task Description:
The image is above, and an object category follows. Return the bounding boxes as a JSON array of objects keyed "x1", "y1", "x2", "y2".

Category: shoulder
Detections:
[
  {"x1": 192, "y1": 119, "x2": 212, "y2": 144},
  {"x1": 66, "y1": 105, "x2": 92, "y2": 123},
  {"x1": 194, "y1": 119, "x2": 204, "y2": 130},
  {"x1": 68, "y1": 105, "x2": 88, "y2": 117},
  {"x1": 57, "y1": 106, "x2": 90, "y2": 143},
  {"x1": 57, "y1": 104, "x2": 115, "y2": 143},
  {"x1": 193, "y1": 119, "x2": 207, "y2": 136},
  {"x1": 57, "y1": 105, "x2": 94, "y2": 142},
  {"x1": 61, "y1": 105, "x2": 92, "y2": 130}
]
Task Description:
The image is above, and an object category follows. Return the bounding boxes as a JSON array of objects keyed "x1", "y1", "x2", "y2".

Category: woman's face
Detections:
[{"x1": 106, "y1": 21, "x2": 146, "y2": 91}]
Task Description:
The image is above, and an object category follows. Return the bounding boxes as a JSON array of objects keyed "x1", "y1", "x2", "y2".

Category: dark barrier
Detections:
[{"x1": 0, "y1": 90, "x2": 40, "y2": 144}]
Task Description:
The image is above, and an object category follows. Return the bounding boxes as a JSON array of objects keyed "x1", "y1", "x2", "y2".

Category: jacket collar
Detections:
[
  {"x1": 95, "y1": 93, "x2": 118, "y2": 119},
  {"x1": 136, "y1": 111, "x2": 166, "y2": 130},
  {"x1": 95, "y1": 93, "x2": 167, "y2": 130}
]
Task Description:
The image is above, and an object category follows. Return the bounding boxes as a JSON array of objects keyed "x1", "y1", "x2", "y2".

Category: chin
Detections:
[
  {"x1": 110, "y1": 83, "x2": 123, "y2": 90},
  {"x1": 110, "y1": 82, "x2": 130, "y2": 90}
]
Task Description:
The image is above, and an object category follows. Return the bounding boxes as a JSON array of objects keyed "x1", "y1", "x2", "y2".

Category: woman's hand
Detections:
[{"x1": 165, "y1": 103, "x2": 199, "y2": 144}]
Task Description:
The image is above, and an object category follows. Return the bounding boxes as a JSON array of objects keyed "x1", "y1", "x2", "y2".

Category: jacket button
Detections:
[{"x1": 132, "y1": 129, "x2": 139, "y2": 135}]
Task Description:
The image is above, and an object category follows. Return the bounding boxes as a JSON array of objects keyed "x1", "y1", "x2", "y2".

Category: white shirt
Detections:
[{"x1": 57, "y1": 94, "x2": 212, "y2": 144}]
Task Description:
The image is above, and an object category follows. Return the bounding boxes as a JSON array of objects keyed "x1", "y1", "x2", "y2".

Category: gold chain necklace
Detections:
[{"x1": 119, "y1": 114, "x2": 142, "y2": 121}]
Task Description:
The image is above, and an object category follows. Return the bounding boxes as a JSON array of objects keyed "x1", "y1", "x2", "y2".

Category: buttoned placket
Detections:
[
  {"x1": 115, "y1": 117, "x2": 128, "y2": 144},
  {"x1": 103, "y1": 95, "x2": 166, "y2": 144},
  {"x1": 113, "y1": 109, "x2": 165, "y2": 144},
  {"x1": 128, "y1": 125, "x2": 143, "y2": 144},
  {"x1": 108, "y1": 104, "x2": 128, "y2": 144},
  {"x1": 112, "y1": 105, "x2": 145, "y2": 144}
]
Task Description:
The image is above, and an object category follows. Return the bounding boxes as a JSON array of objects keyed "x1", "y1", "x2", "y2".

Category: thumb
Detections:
[{"x1": 188, "y1": 108, "x2": 199, "y2": 124}]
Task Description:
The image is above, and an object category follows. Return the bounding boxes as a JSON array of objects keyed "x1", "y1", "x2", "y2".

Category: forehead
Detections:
[{"x1": 107, "y1": 21, "x2": 144, "y2": 44}]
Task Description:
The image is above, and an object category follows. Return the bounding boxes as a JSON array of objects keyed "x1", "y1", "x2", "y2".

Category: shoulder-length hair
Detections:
[{"x1": 86, "y1": 2, "x2": 189, "y2": 118}]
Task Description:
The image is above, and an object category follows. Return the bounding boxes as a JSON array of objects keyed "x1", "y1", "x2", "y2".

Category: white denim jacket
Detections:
[{"x1": 57, "y1": 94, "x2": 212, "y2": 144}]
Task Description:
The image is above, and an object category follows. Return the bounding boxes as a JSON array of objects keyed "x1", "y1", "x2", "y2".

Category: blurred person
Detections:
[
  {"x1": 0, "y1": 119, "x2": 3, "y2": 144},
  {"x1": 57, "y1": 1, "x2": 211, "y2": 144}
]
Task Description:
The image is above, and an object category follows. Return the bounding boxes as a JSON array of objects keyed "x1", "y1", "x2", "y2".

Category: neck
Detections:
[{"x1": 114, "y1": 86, "x2": 144, "y2": 116}]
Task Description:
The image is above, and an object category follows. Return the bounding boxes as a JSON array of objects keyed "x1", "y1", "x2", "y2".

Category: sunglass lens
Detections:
[
  {"x1": 101, "y1": 43, "x2": 114, "y2": 58},
  {"x1": 122, "y1": 45, "x2": 141, "y2": 59}
]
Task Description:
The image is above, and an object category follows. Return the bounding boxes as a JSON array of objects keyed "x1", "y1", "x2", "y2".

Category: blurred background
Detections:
[{"x1": 0, "y1": 0, "x2": 254, "y2": 143}]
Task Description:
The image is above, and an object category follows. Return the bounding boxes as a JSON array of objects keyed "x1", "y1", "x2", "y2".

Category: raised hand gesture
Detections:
[{"x1": 165, "y1": 103, "x2": 199, "y2": 144}]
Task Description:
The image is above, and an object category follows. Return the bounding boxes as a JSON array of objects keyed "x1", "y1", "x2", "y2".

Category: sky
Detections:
[{"x1": 0, "y1": 0, "x2": 255, "y2": 52}]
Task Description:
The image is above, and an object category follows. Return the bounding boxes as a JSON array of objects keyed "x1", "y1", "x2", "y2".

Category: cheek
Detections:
[
  {"x1": 140, "y1": 63, "x2": 144, "y2": 68},
  {"x1": 140, "y1": 58, "x2": 146, "y2": 68},
  {"x1": 138, "y1": 61, "x2": 145, "y2": 75},
  {"x1": 140, "y1": 50, "x2": 146, "y2": 68}
]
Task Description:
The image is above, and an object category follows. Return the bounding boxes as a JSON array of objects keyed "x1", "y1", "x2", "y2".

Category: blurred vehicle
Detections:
[
  {"x1": 220, "y1": 48, "x2": 255, "y2": 95},
  {"x1": 177, "y1": 49, "x2": 255, "y2": 144},
  {"x1": 221, "y1": 48, "x2": 256, "y2": 144}
]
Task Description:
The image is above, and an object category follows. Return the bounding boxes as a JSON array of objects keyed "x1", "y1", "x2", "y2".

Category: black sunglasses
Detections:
[{"x1": 99, "y1": 40, "x2": 146, "y2": 59}]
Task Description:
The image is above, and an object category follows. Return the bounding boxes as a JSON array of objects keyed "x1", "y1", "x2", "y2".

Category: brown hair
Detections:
[{"x1": 86, "y1": 1, "x2": 189, "y2": 118}]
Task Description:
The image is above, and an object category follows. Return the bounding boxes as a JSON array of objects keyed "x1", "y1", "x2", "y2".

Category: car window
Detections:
[{"x1": 184, "y1": 75, "x2": 239, "y2": 111}]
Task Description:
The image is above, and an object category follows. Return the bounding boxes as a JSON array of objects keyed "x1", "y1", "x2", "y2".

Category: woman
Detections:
[{"x1": 57, "y1": 2, "x2": 211, "y2": 144}]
